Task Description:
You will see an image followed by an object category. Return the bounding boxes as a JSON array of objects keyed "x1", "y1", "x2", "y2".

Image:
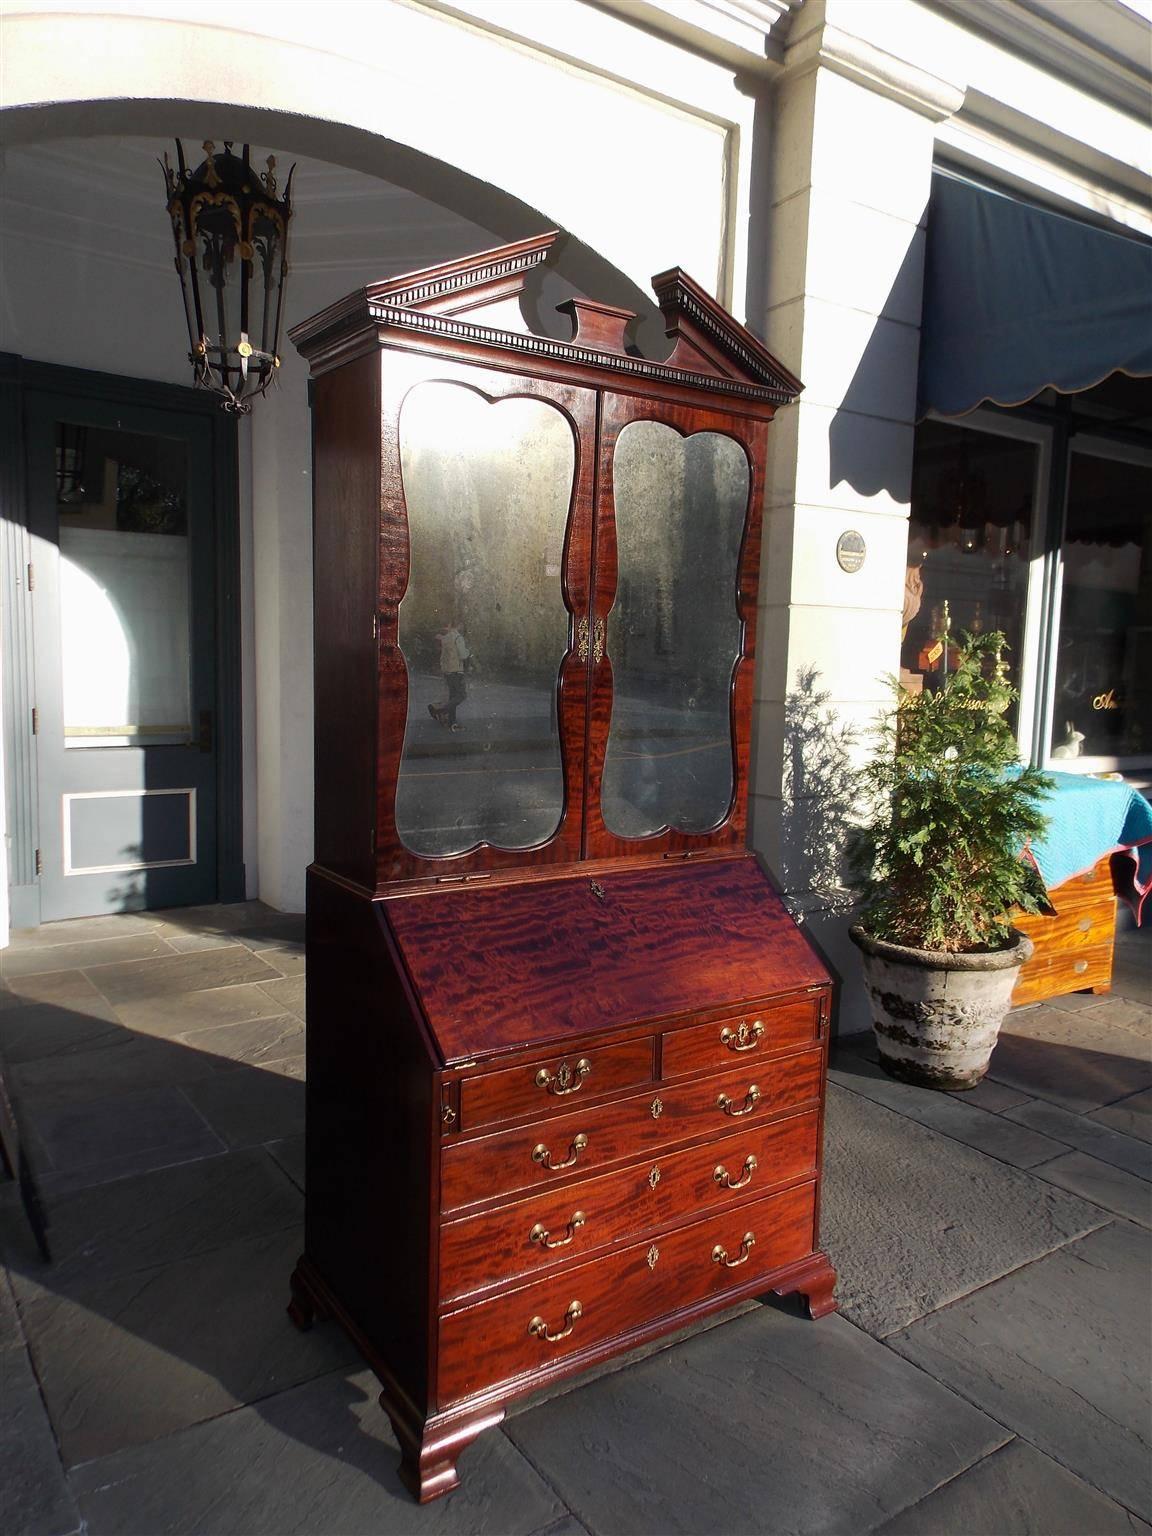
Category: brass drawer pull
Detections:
[
  {"x1": 717, "y1": 1085, "x2": 761, "y2": 1117},
  {"x1": 533, "y1": 1133, "x2": 588, "y2": 1170},
  {"x1": 530, "y1": 1211, "x2": 587, "y2": 1249},
  {"x1": 529, "y1": 1300, "x2": 582, "y2": 1342},
  {"x1": 714, "y1": 1153, "x2": 757, "y2": 1190},
  {"x1": 535, "y1": 1058, "x2": 591, "y2": 1096},
  {"x1": 720, "y1": 1020, "x2": 764, "y2": 1053},
  {"x1": 1078, "y1": 917, "x2": 1092, "y2": 933},
  {"x1": 712, "y1": 1232, "x2": 756, "y2": 1268}
]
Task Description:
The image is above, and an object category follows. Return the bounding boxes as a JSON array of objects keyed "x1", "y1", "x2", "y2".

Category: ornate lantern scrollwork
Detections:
[{"x1": 162, "y1": 139, "x2": 295, "y2": 412}]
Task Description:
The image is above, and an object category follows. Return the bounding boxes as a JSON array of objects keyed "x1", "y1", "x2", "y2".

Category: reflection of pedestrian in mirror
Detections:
[{"x1": 428, "y1": 618, "x2": 470, "y2": 731}]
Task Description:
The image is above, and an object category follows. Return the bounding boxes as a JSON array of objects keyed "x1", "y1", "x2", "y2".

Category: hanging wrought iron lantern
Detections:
[{"x1": 162, "y1": 140, "x2": 295, "y2": 412}]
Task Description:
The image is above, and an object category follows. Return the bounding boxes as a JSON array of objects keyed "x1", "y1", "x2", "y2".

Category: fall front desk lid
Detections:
[{"x1": 381, "y1": 854, "x2": 831, "y2": 1066}]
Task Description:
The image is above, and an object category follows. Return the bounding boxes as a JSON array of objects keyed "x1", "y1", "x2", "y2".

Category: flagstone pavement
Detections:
[{"x1": 1, "y1": 903, "x2": 1149, "y2": 1536}]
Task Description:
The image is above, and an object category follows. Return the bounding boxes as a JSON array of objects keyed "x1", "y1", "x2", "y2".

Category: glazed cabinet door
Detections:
[
  {"x1": 584, "y1": 393, "x2": 768, "y2": 859},
  {"x1": 374, "y1": 355, "x2": 597, "y2": 882}
]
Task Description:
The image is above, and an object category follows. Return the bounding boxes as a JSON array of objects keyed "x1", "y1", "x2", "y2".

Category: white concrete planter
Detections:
[{"x1": 849, "y1": 926, "x2": 1034, "y2": 1090}]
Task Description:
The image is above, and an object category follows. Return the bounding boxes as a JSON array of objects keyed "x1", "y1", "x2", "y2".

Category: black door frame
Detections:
[{"x1": 0, "y1": 353, "x2": 244, "y2": 926}]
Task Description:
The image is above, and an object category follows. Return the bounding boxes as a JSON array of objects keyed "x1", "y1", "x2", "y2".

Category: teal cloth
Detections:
[{"x1": 1024, "y1": 772, "x2": 1152, "y2": 922}]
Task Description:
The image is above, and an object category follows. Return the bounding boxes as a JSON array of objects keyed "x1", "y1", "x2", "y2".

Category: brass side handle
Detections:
[
  {"x1": 533, "y1": 1133, "x2": 588, "y2": 1170},
  {"x1": 714, "y1": 1153, "x2": 757, "y2": 1190},
  {"x1": 717, "y1": 1085, "x2": 761, "y2": 1118},
  {"x1": 535, "y1": 1058, "x2": 591, "y2": 1096},
  {"x1": 712, "y1": 1232, "x2": 756, "y2": 1268},
  {"x1": 529, "y1": 1300, "x2": 583, "y2": 1343},
  {"x1": 529, "y1": 1211, "x2": 587, "y2": 1250},
  {"x1": 720, "y1": 1020, "x2": 764, "y2": 1053}
]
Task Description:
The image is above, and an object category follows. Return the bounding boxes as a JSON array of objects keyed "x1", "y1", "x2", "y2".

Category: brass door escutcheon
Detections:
[
  {"x1": 712, "y1": 1231, "x2": 756, "y2": 1268},
  {"x1": 536, "y1": 1058, "x2": 591, "y2": 1095},
  {"x1": 577, "y1": 616, "x2": 590, "y2": 662},
  {"x1": 713, "y1": 1153, "x2": 757, "y2": 1190},
  {"x1": 593, "y1": 617, "x2": 605, "y2": 665},
  {"x1": 720, "y1": 1019, "x2": 764, "y2": 1052},
  {"x1": 533, "y1": 1133, "x2": 588, "y2": 1170},
  {"x1": 529, "y1": 1300, "x2": 583, "y2": 1342},
  {"x1": 529, "y1": 1211, "x2": 587, "y2": 1249},
  {"x1": 717, "y1": 1085, "x2": 761, "y2": 1117}
]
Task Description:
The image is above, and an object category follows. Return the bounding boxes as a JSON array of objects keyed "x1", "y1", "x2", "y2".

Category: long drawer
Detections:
[
  {"x1": 439, "y1": 1108, "x2": 820, "y2": 1305},
  {"x1": 437, "y1": 1181, "x2": 817, "y2": 1405},
  {"x1": 441, "y1": 1048, "x2": 824, "y2": 1212}
]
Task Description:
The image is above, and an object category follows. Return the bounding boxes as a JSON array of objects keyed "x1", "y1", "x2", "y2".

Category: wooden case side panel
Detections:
[
  {"x1": 585, "y1": 393, "x2": 771, "y2": 861},
  {"x1": 312, "y1": 352, "x2": 381, "y2": 887},
  {"x1": 304, "y1": 869, "x2": 436, "y2": 1410}
]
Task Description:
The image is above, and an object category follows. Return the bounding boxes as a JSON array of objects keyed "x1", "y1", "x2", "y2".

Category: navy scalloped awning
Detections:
[{"x1": 918, "y1": 173, "x2": 1152, "y2": 418}]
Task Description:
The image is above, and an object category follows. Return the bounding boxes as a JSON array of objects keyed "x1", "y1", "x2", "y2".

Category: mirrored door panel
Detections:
[
  {"x1": 394, "y1": 380, "x2": 576, "y2": 857},
  {"x1": 601, "y1": 418, "x2": 750, "y2": 839}
]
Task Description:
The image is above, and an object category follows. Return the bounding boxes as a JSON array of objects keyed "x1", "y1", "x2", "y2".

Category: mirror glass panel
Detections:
[
  {"x1": 396, "y1": 381, "x2": 574, "y2": 856},
  {"x1": 603, "y1": 421, "x2": 748, "y2": 837}
]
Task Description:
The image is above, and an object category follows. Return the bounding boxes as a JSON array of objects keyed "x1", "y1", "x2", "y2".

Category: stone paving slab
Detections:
[
  {"x1": 68, "y1": 1366, "x2": 567, "y2": 1536},
  {"x1": 1035, "y1": 1151, "x2": 1152, "y2": 1228},
  {"x1": 181, "y1": 1064, "x2": 306, "y2": 1148},
  {"x1": 527, "y1": 1518, "x2": 591, "y2": 1536},
  {"x1": 266, "y1": 1135, "x2": 306, "y2": 1192},
  {"x1": 0, "y1": 997, "x2": 123, "y2": 1064},
  {"x1": 821, "y1": 1083, "x2": 1108, "y2": 1337},
  {"x1": 176, "y1": 1012, "x2": 305, "y2": 1070},
  {"x1": 8, "y1": 1149, "x2": 301, "y2": 1293},
  {"x1": 829, "y1": 1044, "x2": 1067, "y2": 1168},
  {"x1": 83, "y1": 947, "x2": 283, "y2": 1005},
  {"x1": 259, "y1": 975, "x2": 306, "y2": 1020},
  {"x1": 21, "y1": 1084, "x2": 227, "y2": 1196},
  {"x1": 1, "y1": 934, "x2": 173, "y2": 978},
  {"x1": 20, "y1": 1226, "x2": 357, "y2": 1466},
  {"x1": 987, "y1": 1031, "x2": 1152, "y2": 1114},
  {"x1": 10, "y1": 1030, "x2": 224, "y2": 1112},
  {"x1": 5, "y1": 914, "x2": 162, "y2": 949},
  {"x1": 2, "y1": 1343, "x2": 82, "y2": 1536},
  {"x1": 1005, "y1": 1097, "x2": 1152, "y2": 1178},
  {"x1": 505, "y1": 1305, "x2": 1007, "y2": 1536},
  {"x1": 889, "y1": 1221, "x2": 1152, "y2": 1523},
  {"x1": 1091, "y1": 1087, "x2": 1152, "y2": 1143},
  {"x1": 114, "y1": 981, "x2": 287, "y2": 1038},
  {"x1": 0, "y1": 970, "x2": 116, "y2": 1013},
  {"x1": 875, "y1": 1438, "x2": 1152, "y2": 1535}
]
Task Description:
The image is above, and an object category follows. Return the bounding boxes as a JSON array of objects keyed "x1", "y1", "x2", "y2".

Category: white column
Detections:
[{"x1": 751, "y1": 1, "x2": 965, "y2": 1029}]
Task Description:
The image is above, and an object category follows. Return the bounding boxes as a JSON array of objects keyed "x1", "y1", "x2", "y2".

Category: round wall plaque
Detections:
[{"x1": 836, "y1": 530, "x2": 866, "y2": 573}]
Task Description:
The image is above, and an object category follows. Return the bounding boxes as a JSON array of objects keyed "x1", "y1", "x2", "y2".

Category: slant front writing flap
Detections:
[{"x1": 381, "y1": 855, "x2": 830, "y2": 1065}]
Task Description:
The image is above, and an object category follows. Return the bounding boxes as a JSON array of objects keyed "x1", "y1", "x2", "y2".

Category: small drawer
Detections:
[
  {"x1": 1011, "y1": 942, "x2": 1113, "y2": 1008},
  {"x1": 662, "y1": 996, "x2": 820, "y2": 1080},
  {"x1": 439, "y1": 1107, "x2": 820, "y2": 1305},
  {"x1": 437, "y1": 1181, "x2": 817, "y2": 1405},
  {"x1": 459, "y1": 1038, "x2": 654, "y2": 1132},
  {"x1": 440, "y1": 1048, "x2": 823, "y2": 1213}
]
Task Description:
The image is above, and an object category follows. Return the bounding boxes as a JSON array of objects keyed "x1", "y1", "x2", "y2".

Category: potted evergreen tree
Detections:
[{"x1": 849, "y1": 625, "x2": 1053, "y2": 1090}]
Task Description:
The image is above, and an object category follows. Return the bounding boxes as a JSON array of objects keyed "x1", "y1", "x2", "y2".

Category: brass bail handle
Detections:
[
  {"x1": 717, "y1": 1085, "x2": 761, "y2": 1118},
  {"x1": 713, "y1": 1153, "x2": 757, "y2": 1190},
  {"x1": 532, "y1": 1133, "x2": 589, "y2": 1171},
  {"x1": 720, "y1": 1019, "x2": 764, "y2": 1052},
  {"x1": 536, "y1": 1058, "x2": 591, "y2": 1096},
  {"x1": 529, "y1": 1300, "x2": 583, "y2": 1343},
  {"x1": 712, "y1": 1232, "x2": 756, "y2": 1268},
  {"x1": 529, "y1": 1211, "x2": 587, "y2": 1250}
]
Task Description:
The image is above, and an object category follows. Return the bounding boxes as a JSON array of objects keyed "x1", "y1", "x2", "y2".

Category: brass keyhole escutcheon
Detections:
[
  {"x1": 650, "y1": 1097, "x2": 664, "y2": 1120},
  {"x1": 646, "y1": 1244, "x2": 660, "y2": 1270},
  {"x1": 647, "y1": 1165, "x2": 662, "y2": 1190},
  {"x1": 721, "y1": 1019, "x2": 764, "y2": 1053}
]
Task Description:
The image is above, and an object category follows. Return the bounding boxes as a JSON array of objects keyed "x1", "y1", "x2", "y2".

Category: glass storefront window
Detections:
[
  {"x1": 904, "y1": 420, "x2": 1039, "y2": 732},
  {"x1": 1050, "y1": 450, "x2": 1152, "y2": 762}
]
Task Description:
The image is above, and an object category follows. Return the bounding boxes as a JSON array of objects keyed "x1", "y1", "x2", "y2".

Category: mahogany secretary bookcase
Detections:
[{"x1": 287, "y1": 235, "x2": 838, "y2": 1502}]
